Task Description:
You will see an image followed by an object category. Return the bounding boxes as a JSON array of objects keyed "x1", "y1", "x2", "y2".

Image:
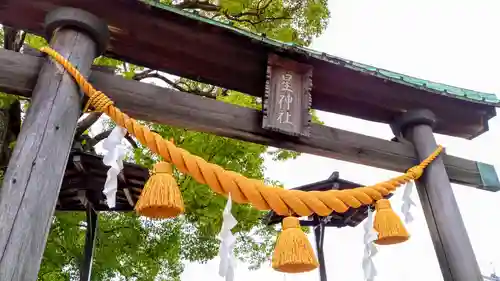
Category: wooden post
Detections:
[
  {"x1": 0, "y1": 7, "x2": 108, "y2": 281},
  {"x1": 393, "y1": 109, "x2": 483, "y2": 281},
  {"x1": 81, "y1": 202, "x2": 98, "y2": 281},
  {"x1": 313, "y1": 217, "x2": 327, "y2": 281}
]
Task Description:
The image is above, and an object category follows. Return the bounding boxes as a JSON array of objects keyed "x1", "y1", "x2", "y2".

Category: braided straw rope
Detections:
[{"x1": 40, "y1": 47, "x2": 443, "y2": 217}]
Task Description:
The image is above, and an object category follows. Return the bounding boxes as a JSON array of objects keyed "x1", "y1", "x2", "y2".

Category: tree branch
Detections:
[
  {"x1": 132, "y1": 69, "x2": 154, "y2": 81},
  {"x1": 75, "y1": 112, "x2": 102, "y2": 137},
  {"x1": 88, "y1": 129, "x2": 112, "y2": 147},
  {"x1": 174, "y1": 0, "x2": 220, "y2": 11},
  {"x1": 125, "y1": 133, "x2": 138, "y2": 149},
  {"x1": 174, "y1": 0, "x2": 293, "y2": 27},
  {"x1": 135, "y1": 72, "x2": 221, "y2": 99},
  {"x1": 223, "y1": 10, "x2": 292, "y2": 26},
  {"x1": 140, "y1": 72, "x2": 187, "y2": 92}
]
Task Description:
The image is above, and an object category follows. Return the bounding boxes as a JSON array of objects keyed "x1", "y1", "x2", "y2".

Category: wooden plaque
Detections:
[{"x1": 262, "y1": 54, "x2": 313, "y2": 137}]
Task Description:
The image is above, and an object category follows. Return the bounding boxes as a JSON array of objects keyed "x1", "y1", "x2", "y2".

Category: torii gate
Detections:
[{"x1": 0, "y1": 1, "x2": 498, "y2": 281}]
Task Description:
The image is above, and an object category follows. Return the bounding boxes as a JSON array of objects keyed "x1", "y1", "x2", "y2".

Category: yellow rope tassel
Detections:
[
  {"x1": 135, "y1": 162, "x2": 184, "y2": 219},
  {"x1": 39, "y1": 46, "x2": 444, "y2": 218},
  {"x1": 371, "y1": 165, "x2": 424, "y2": 245},
  {"x1": 373, "y1": 199, "x2": 409, "y2": 245},
  {"x1": 272, "y1": 217, "x2": 319, "y2": 273}
]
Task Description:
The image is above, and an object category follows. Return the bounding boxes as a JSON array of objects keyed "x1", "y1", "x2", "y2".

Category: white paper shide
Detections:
[
  {"x1": 362, "y1": 208, "x2": 378, "y2": 281},
  {"x1": 401, "y1": 181, "x2": 416, "y2": 224},
  {"x1": 218, "y1": 193, "x2": 238, "y2": 281},
  {"x1": 101, "y1": 126, "x2": 127, "y2": 208}
]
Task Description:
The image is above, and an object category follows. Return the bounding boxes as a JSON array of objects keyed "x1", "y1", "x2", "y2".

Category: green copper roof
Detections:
[
  {"x1": 341, "y1": 60, "x2": 500, "y2": 105},
  {"x1": 142, "y1": 0, "x2": 500, "y2": 106}
]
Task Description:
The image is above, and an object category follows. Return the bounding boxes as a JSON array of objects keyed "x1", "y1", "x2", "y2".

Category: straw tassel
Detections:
[
  {"x1": 373, "y1": 199, "x2": 409, "y2": 245},
  {"x1": 135, "y1": 161, "x2": 184, "y2": 219},
  {"x1": 272, "y1": 216, "x2": 319, "y2": 273}
]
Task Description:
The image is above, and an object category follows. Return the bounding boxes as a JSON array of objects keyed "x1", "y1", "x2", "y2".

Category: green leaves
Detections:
[
  {"x1": 0, "y1": 92, "x2": 19, "y2": 109},
  {"x1": 220, "y1": 0, "x2": 247, "y2": 14},
  {"x1": 215, "y1": 0, "x2": 329, "y2": 46},
  {"x1": 24, "y1": 33, "x2": 47, "y2": 49},
  {"x1": 272, "y1": 27, "x2": 296, "y2": 43},
  {"x1": 92, "y1": 213, "x2": 183, "y2": 280}
]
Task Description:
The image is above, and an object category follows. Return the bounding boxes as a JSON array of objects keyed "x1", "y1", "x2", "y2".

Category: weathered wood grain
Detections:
[
  {"x1": 0, "y1": 49, "x2": 496, "y2": 191},
  {"x1": 87, "y1": 72, "x2": 500, "y2": 192},
  {"x1": 0, "y1": 29, "x2": 97, "y2": 281},
  {"x1": 262, "y1": 54, "x2": 312, "y2": 137},
  {"x1": 402, "y1": 111, "x2": 483, "y2": 281},
  {"x1": 0, "y1": 46, "x2": 41, "y2": 96}
]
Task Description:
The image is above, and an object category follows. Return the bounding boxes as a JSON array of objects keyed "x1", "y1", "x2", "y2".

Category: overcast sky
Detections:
[{"x1": 181, "y1": 0, "x2": 500, "y2": 280}]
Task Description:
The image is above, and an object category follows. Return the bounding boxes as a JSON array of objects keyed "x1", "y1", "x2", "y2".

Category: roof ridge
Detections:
[{"x1": 141, "y1": 0, "x2": 500, "y2": 106}]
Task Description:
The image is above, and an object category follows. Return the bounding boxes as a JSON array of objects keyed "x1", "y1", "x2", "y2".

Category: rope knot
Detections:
[
  {"x1": 375, "y1": 199, "x2": 391, "y2": 211},
  {"x1": 282, "y1": 216, "x2": 300, "y2": 230},
  {"x1": 85, "y1": 91, "x2": 114, "y2": 112},
  {"x1": 151, "y1": 162, "x2": 173, "y2": 175},
  {"x1": 407, "y1": 166, "x2": 424, "y2": 180}
]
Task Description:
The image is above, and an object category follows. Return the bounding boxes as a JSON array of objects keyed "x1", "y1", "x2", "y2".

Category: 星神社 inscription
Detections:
[{"x1": 262, "y1": 54, "x2": 312, "y2": 137}]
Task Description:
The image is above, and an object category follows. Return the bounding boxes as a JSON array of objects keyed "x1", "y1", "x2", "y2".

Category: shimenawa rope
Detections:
[{"x1": 40, "y1": 46, "x2": 443, "y2": 217}]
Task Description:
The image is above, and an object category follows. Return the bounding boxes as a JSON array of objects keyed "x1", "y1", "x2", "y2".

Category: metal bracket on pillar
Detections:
[
  {"x1": 0, "y1": 7, "x2": 108, "y2": 281},
  {"x1": 81, "y1": 198, "x2": 98, "y2": 281},
  {"x1": 392, "y1": 109, "x2": 482, "y2": 281}
]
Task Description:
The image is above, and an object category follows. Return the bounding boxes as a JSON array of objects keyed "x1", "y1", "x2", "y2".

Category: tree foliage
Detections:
[
  {"x1": 0, "y1": 0, "x2": 329, "y2": 280},
  {"x1": 168, "y1": 0, "x2": 329, "y2": 45}
]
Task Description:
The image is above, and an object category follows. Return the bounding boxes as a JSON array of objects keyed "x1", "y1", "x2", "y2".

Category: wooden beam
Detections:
[
  {"x1": 0, "y1": 49, "x2": 497, "y2": 191},
  {"x1": 0, "y1": 8, "x2": 107, "y2": 280},
  {"x1": 83, "y1": 73, "x2": 500, "y2": 192}
]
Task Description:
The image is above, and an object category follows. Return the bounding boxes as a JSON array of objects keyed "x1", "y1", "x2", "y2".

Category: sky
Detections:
[{"x1": 180, "y1": 0, "x2": 500, "y2": 281}]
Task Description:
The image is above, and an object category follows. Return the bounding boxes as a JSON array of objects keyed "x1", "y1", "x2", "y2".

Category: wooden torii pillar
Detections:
[
  {"x1": 0, "y1": 7, "x2": 108, "y2": 281},
  {"x1": 392, "y1": 109, "x2": 483, "y2": 281}
]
